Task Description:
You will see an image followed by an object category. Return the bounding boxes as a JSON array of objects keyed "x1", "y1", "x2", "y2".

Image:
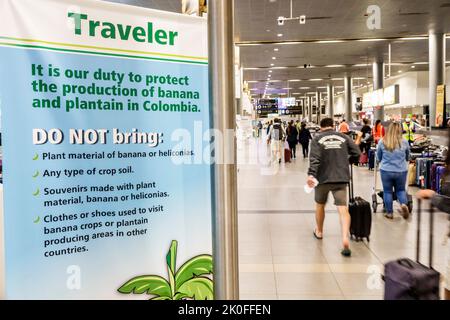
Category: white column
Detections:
[
  {"x1": 429, "y1": 32, "x2": 446, "y2": 128},
  {"x1": 344, "y1": 76, "x2": 353, "y2": 121},
  {"x1": 373, "y1": 60, "x2": 385, "y2": 121}
]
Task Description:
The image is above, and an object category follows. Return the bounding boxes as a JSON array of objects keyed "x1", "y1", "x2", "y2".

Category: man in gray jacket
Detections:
[{"x1": 307, "y1": 118, "x2": 361, "y2": 257}]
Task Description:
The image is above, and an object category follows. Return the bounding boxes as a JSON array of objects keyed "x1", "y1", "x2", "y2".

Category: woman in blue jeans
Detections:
[{"x1": 376, "y1": 122, "x2": 411, "y2": 220}]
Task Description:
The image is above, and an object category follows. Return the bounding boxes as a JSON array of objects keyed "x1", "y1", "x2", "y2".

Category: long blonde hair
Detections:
[{"x1": 383, "y1": 122, "x2": 403, "y2": 152}]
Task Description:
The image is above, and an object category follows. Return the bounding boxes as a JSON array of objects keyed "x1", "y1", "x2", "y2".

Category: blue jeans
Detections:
[{"x1": 380, "y1": 170, "x2": 408, "y2": 214}]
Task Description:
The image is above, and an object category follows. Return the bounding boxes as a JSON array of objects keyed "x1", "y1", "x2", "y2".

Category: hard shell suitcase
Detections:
[
  {"x1": 431, "y1": 162, "x2": 445, "y2": 191},
  {"x1": 349, "y1": 165, "x2": 372, "y2": 242},
  {"x1": 436, "y1": 166, "x2": 446, "y2": 194},
  {"x1": 384, "y1": 201, "x2": 440, "y2": 300},
  {"x1": 284, "y1": 148, "x2": 291, "y2": 163},
  {"x1": 359, "y1": 152, "x2": 368, "y2": 166},
  {"x1": 416, "y1": 158, "x2": 433, "y2": 189}
]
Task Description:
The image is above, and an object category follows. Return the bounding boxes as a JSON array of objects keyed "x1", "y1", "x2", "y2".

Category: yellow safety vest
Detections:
[{"x1": 403, "y1": 122, "x2": 414, "y2": 142}]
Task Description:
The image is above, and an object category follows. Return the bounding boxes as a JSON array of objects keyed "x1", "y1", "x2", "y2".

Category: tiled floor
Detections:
[{"x1": 237, "y1": 135, "x2": 450, "y2": 300}]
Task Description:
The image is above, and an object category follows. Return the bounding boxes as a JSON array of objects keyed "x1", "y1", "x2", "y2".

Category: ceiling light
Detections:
[
  {"x1": 270, "y1": 63, "x2": 275, "y2": 66},
  {"x1": 289, "y1": 79, "x2": 301, "y2": 82},
  {"x1": 325, "y1": 64, "x2": 345, "y2": 68},
  {"x1": 357, "y1": 38, "x2": 388, "y2": 42},
  {"x1": 398, "y1": 71, "x2": 402, "y2": 73},
  {"x1": 272, "y1": 57, "x2": 276, "y2": 60},
  {"x1": 299, "y1": 87, "x2": 311, "y2": 89},
  {"x1": 274, "y1": 48, "x2": 279, "y2": 52},
  {"x1": 316, "y1": 40, "x2": 345, "y2": 44},
  {"x1": 309, "y1": 79, "x2": 323, "y2": 81},
  {"x1": 399, "y1": 37, "x2": 427, "y2": 40},
  {"x1": 277, "y1": 34, "x2": 283, "y2": 37},
  {"x1": 411, "y1": 65, "x2": 416, "y2": 68},
  {"x1": 269, "y1": 70, "x2": 273, "y2": 73}
]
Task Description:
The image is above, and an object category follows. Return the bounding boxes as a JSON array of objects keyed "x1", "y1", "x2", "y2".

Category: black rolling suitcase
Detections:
[
  {"x1": 416, "y1": 158, "x2": 433, "y2": 189},
  {"x1": 384, "y1": 200, "x2": 440, "y2": 300},
  {"x1": 349, "y1": 165, "x2": 372, "y2": 242}
]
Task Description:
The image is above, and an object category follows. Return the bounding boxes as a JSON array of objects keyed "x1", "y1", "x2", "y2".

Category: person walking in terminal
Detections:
[
  {"x1": 359, "y1": 118, "x2": 373, "y2": 154},
  {"x1": 372, "y1": 119, "x2": 385, "y2": 145},
  {"x1": 402, "y1": 117, "x2": 416, "y2": 146},
  {"x1": 338, "y1": 119, "x2": 350, "y2": 134},
  {"x1": 268, "y1": 118, "x2": 285, "y2": 164},
  {"x1": 376, "y1": 122, "x2": 411, "y2": 220},
  {"x1": 287, "y1": 120, "x2": 299, "y2": 159},
  {"x1": 307, "y1": 118, "x2": 361, "y2": 257},
  {"x1": 298, "y1": 122, "x2": 312, "y2": 158}
]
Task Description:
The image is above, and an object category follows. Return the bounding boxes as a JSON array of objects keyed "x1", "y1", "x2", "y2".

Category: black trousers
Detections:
[
  {"x1": 300, "y1": 142, "x2": 309, "y2": 157},
  {"x1": 360, "y1": 142, "x2": 370, "y2": 154},
  {"x1": 288, "y1": 141, "x2": 297, "y2": 158}
]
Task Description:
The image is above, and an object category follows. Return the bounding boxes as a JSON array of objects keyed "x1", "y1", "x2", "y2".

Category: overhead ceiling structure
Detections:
[
  {"x1": 106, "y1": 0, "x2": 450, "y2": 97},
  {"x1": 235, "y1": 0, "x2": 450, "y2": 98}
]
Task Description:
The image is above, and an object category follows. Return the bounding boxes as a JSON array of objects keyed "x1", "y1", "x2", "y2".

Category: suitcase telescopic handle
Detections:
[
  {"x1": 416, "y1": 199, "x2": 435, "y2": 268},
  {"x1": 349, "y1": 164, "x2": 354, "y2": 202}
]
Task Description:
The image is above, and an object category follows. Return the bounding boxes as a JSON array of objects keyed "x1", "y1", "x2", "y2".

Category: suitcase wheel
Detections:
[{"x1": 372, "y1": 201, "x2": 377, "y2": 213}]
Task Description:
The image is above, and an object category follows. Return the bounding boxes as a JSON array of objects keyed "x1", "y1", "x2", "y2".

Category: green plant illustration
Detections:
[{"x1": 118, "y1": 240, "x2": 213, "y2": 300}]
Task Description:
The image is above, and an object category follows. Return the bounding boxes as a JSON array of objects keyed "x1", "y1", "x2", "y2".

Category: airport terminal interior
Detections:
[
  {"x1": 102, "y1": 0, "x2": 450, "y2": 300},
  {"x1": 2, "y1": 0, "x2": 450, "y2": 301}
]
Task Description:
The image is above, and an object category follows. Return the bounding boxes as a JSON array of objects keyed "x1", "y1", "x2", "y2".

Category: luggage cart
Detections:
[{"x1": 371, "y1": 161, "x2": 413, "y2": 214}]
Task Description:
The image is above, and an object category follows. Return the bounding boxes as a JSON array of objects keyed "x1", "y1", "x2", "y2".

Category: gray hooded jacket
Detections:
[{"x1": 307, "y1": 129, "x2": 361, "y2": 184}]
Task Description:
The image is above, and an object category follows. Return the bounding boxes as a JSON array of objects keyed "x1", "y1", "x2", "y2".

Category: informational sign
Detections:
[
  {"x1": 383, "y1": 85, "x2": 400, "y2": 106},
  {"x1": 256, "y1": 99, "x2": 278, "y2": 118},
  {"x1": 362, "y1": 85, "x2": 399, "y2": 109},
  {"x1": 435, "y1": 85, "x2": 446, "y2": 127},
  {"x1": 0, "y1": 0, "x2": 213, "y2": 299},
  {"x1": 277, "y1": 97, "x2": 296, "y2": 108}
]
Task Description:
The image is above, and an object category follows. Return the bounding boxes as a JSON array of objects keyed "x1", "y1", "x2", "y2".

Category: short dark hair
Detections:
[{"x1": 320, "y1": 118, "x2": 334, "y2": 128}]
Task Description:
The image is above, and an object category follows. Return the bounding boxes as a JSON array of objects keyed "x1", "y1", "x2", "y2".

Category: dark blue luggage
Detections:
[
  {"x1": 431, "y1": 162, "x2": 445, "y2": 191},
  {"x1": 436, "y1": 166, "x2": 446, "y2": 194},
  {"x1": 383, "y1": 201, "x2": 440, "y2": 300}
]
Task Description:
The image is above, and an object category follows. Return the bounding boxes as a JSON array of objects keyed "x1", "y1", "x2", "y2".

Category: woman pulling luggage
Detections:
[{"x1": 376, "y1": 122, "x2": 411, "y2": 220}]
